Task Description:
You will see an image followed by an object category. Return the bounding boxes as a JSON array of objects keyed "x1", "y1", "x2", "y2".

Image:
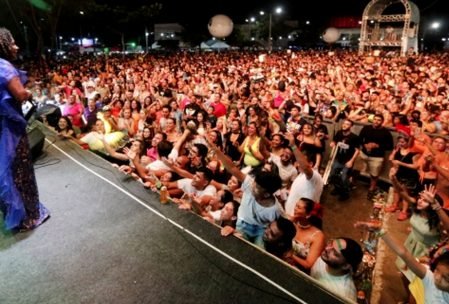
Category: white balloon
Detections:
[
  {"x1": 322, "y1": 27, "x2": 340, "y2": 44},
  {"x1": 208, "y1": 14, "x2": 234, "y2": 38}
]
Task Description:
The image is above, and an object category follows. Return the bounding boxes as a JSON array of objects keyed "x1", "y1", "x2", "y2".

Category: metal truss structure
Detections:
[{"x1": 359, "y1": 0, "x2": 420, "y2": 56}]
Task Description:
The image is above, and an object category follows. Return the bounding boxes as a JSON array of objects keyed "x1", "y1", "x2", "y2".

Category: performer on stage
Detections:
[{"x1": 0, "y1": 28, "x2": 50, "y2": 231}]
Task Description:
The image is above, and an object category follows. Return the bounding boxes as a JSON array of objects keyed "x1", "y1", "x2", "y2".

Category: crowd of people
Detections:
[{"x1": 13, "y1": 47, "x2": 449, "y2": 302}]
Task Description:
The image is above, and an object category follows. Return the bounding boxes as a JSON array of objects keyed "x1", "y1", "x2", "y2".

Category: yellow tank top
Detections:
[{"x1": 243, "y1": 137, "x2": 261, "y2": 167}]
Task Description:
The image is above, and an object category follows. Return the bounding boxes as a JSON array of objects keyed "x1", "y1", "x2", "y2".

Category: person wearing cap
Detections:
[
  {"x1": 98, "y1": 105, "x2": 118, "y2": 134},
  {"x1": 310, "y1": 237, "x2": 363, "y2": 302},
  {"x1": 85, "y1": 81, "x2": 98, "y2": 100}
]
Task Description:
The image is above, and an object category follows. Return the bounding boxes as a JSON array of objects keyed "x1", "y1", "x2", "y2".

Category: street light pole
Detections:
[
  {"x1": 79, "y1": 10, "x2": 84, "y2": 38},
  {"x1": 268, "y1": 13, "x2": 272, "y2": 52},
  {"x1": 145, "y1": 27, "x2": 149, "y2": 52},
  {"x1": 422, "y1": 21, "x2": 440, "y2": 52},
  {"x1": 268, "y1": 7, "x2": 282, "y2": 53}
]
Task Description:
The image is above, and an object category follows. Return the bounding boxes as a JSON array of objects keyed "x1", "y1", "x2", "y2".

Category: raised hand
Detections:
[
  {"x1": 220, "y1": 225, "x2": 235, "y2": 237},
  {"x1": 124, "y1": 147, "x2": 137, "y2": 161},
  {"x1": 202, "y1": 133, "x2": 215, "y2": 148},
  {"x1": 284, "y1": 132, "x2": 295, "y2": 146},
  {"x1": 354, "y1": 220, "x2": 382, "y2": 231},
  {"x1": 420, "y1": 184, "x2": 438, "y2": 207},
  {"x1": 161, "y1": 157, "x2": 174, "y2": 168}
]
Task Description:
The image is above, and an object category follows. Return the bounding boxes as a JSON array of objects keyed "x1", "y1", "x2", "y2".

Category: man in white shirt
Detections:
[
  {"x1": 284, "y1": 133, "x2": 323, "y2": 217},
  {"x1": 165, "y1": 167, "x2": 217, "y2": 208},
  {"x1": 311, "y1": 237, "x2": 363, "y2": 302}
]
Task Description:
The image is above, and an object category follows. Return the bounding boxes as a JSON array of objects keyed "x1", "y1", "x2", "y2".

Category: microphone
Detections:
[{"x1": 22, "y1": 98, "x2": 37, "y2": 121}]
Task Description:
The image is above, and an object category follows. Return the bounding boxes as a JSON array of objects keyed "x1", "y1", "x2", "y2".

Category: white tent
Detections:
[
  {"x1": 200, "y1": 42, "x2": 212, "y2": 50},
  {"x1": 151, "y1": 42, "x2": 162, "y2": 49},
  {"x1": 200, "y1": 39, "x2": 230, "y2": 50}
]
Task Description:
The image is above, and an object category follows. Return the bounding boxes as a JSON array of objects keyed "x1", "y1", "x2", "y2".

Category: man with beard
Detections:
[
  {"x1": 357, "y1": 114, "x2": 393, "y2": 199},
  {"x1": 329, "y1": 119, "x2": 360, "y2": 201},
  {"x1": 310, "y1": 237, "x2": 363, "y2": 302}
]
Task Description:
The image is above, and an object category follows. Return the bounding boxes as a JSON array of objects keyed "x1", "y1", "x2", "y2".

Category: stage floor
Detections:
[{"x1": 0, "y1": 127, "x2": 346, "y2": 304}]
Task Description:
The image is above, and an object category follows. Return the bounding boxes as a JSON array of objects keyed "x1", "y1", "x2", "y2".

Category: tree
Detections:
[
  {"x1": 1, "y1": 0, "x2": 162, "y2": 56},
  {"x1": 179, "y1": 22, "x2": 208, "y2": 49},
  {"x1": 2, "y1": 0, "x2": 61, "y2": 56},
  {"x1": 82, "y1": 1, "x2": 162, "y2": 51}
]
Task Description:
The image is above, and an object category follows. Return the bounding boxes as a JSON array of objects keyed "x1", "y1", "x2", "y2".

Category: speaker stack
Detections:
[
  {"x1": 26, "y1": 103, "x2": 63, "y2": 160},
  {"x1": 27, "y1": 122, "x2": 46, "y2": 160}
]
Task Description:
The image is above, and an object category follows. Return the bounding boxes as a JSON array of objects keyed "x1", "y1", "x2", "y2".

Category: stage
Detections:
[{"x1": 0, "y1": 125, "x2": 346, "y2": 304}]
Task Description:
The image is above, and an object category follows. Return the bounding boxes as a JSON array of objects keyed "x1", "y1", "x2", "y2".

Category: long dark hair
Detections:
[
  {"x1": 210, "y1": 130, "x2": 223, "y2": 150},
  {"x1": 299, "y1": 197, "x2": 322, "y2": 230},
  {"x1": 0, "y1": 28, "x2": 15, "y2": 60},
  {"x1": 55, "y1": 116, "x2": 74, "y2": 132},
  {"x1": 414, "y1": 194, "x2": 444, "y2": 231}
]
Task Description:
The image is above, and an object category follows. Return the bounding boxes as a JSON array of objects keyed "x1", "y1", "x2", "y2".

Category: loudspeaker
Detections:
[
  {"x1": 36, "y1": 104, "x2": 61, "y2": 128},
  {"x1": 27, "y1": 125, "x2": 45, "y2": 160}
]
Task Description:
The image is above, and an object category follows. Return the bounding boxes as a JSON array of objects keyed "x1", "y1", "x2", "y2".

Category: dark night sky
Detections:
[
  {"x1": 156, "y1": 0, "x2": 446, "y2": 24},
  {"x1": 1, "y1": 0, "x2": 446, "y2": 49},
  {"x1": 96, "y1": 0, "x2": 447, "y2": 44}
]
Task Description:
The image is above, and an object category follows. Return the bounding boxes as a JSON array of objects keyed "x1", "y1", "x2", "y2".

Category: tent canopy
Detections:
[{"x1": 200, "y1": 39, "x2": 230, "y2": 49}]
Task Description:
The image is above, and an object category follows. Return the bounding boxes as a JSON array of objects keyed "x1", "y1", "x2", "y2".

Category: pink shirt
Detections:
[
  {"x1": 63, "y1": 103, "x2": 83, "y2": 127},
  {"x1": 146, "y1": 147, "x2": 158, "y2": 162}
]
